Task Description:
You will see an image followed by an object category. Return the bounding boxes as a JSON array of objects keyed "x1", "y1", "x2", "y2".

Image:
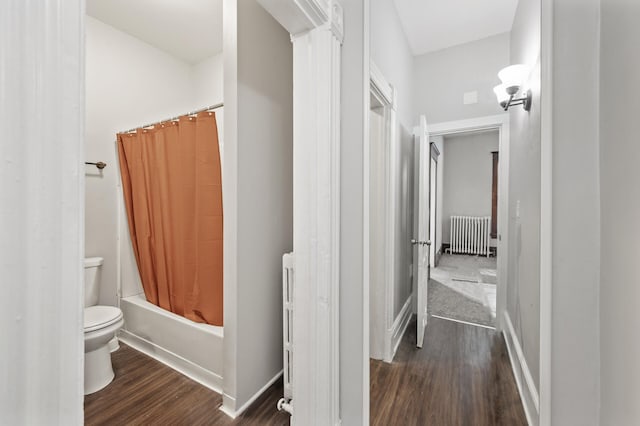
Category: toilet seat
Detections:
[{"x1": 84, "y1": 306, "x2": 123, "y2": 333}]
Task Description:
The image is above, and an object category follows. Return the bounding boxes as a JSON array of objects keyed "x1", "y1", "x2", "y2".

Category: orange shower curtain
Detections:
[{"x1": 117, "y1": 111, "x2": 223, "y2": 326}]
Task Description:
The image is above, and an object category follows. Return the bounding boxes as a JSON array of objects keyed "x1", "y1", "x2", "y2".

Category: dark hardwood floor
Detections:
[
  {"x1": 84, "y1": 343, "x2": 290, "y2": 425},
  {"x1": 370, "y1": 316, "x2": 528, "y2": 426},
  {"x1": 86, "y1": 316, "x2": 526, "y2": 425}
]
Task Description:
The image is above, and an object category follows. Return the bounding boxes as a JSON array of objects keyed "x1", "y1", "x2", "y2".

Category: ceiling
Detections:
[
  {"x1": 86, "y1": 0, "x2": 223, "y2": 64},
  {"x1": 393, "y1": 0, "x2": 519, "y2": 56}
]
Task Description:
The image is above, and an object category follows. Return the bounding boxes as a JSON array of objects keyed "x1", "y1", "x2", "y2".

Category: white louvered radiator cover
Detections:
[{"x1": 446, "y1": 216, "x2": 492, "y2": 257}]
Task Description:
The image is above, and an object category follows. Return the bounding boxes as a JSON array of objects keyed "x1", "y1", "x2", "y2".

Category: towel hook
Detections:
[{"x1": 85, "y1": 161, "x2": 107, "y2": 170}]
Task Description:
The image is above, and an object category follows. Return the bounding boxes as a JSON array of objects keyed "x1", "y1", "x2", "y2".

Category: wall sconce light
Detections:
[{"x1": 494, "y1": 64, "x2": 532, "y2": 111}]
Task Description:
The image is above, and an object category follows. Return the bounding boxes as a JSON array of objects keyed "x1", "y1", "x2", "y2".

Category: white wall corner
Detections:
[
  {"x1": 503, "y1": 312, "x2": 540, "y2": 426},
  {"x1": 384, "y1": 297, "x2": 413, "y2": 363},
  {"x1": 220, "y1": 394, "x2": 237, "y2": 419},
  {"x1": 220, "y1": 371, "x2": 283, "y2": 419}
]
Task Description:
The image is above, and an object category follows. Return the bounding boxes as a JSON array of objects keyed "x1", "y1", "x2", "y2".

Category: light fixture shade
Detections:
[
  {"x1": 498, "y1": 64, "x2": 528, "y2": 94},
  {"x1": 493, "y1": 84, "x2": 510, "y2": 104}
]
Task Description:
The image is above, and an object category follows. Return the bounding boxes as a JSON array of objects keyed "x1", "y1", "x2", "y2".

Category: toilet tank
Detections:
[{"x1": 84, "y1": 257, "x2": 104, "y2": 307}]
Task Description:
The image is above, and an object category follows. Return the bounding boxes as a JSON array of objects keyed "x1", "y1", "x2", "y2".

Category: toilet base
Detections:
[{"x1": 84, "y1": 344, "x2": 115, "y2": 395}]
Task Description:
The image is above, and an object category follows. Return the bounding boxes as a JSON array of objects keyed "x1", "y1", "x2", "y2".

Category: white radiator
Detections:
[
  {"x1": 277, "y1": 253, "x2": 294, "y2": 415},
  {"x1": 447, "y1": 216, "x2": 492, "y2": 257}
]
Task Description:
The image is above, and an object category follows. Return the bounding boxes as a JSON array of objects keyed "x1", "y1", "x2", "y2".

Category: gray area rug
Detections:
[
  {"x1": 428, "y1": 254, "x2": 497, "y2": 328},
  {"x1": 428, "y1": 279, "x2": 495, "y2": 327}
]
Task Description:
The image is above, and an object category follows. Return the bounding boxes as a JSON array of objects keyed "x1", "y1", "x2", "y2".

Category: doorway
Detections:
[
  {"x1": 427, "y1": 116, "x2": 510, "y2": 332},
  {"x1": 368, "y1": 62, "x2": 412, "y2": 363},
  {"x1": 429, "y1": 144, "x2": 439, "y2": 268},
  {"x1": 427, "y1": 129, "x2": 500, "y2": 328}
]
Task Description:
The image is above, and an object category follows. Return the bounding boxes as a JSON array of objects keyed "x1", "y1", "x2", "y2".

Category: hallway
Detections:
[{"x1": 370, "y1": 316, "x2": 527, "y2": 426}]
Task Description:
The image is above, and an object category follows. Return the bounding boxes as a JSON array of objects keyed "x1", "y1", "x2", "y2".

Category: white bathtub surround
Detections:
[{"x1": 119, "y1": 294, "x2": 224, "y2": 393}]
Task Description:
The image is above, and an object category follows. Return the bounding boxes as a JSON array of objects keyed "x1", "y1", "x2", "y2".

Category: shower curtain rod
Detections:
[{"x1": 119, "y1": 102, "x2": 224, "y2": 134}]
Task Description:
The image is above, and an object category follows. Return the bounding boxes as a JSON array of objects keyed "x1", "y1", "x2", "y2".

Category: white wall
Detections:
[
  {"x1": 506, "y1": 0, "x2": 542, "y2": 399},
  {"x1": 548, "y1": 0, "x2": 601, "y2": 423},
  {"x1": 599, "y1": 1, "x2": 640, "y2": 423},
  {"x1": 370, "y1": 0, "x2": 413, "y2": 128},
  {"x1": 340, "y1": 0, "x2": 369, "y2": 423},
  {"x1": 191, "y1": 53, "x2": 224, "y2": 107},
  {"x1": 441, "y1": 130, "x2": 498, "y2": 244},
  {"x1": 192, "y1": 53, "x2": 225, "y2": 175},
  {"x1": 86, "y1": 16, "x2": 225, "y2": 304},
  {"x1": 222, "y1": 0, "x2": 293, "y2": 412},
  {"x1": 414, "y1": 33, "x2": 510, "y2": 124},
  {"x1": 596, "y1": 0, "x2": 640, "y2": 422},
  {"x1": 1, "y1": 1, "x2": 85, "y2": 422}
]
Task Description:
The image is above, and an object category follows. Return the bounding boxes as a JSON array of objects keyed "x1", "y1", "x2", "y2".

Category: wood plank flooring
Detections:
[
  {"x1": 86, "y1": 315, "x2": 526, "y2": 425},
  {"x1": 84, "y1": 343, "x2": 290, "y2": 425},
  {"x1": 370, "y1": 316, "x2": 528, "y2": 426}
]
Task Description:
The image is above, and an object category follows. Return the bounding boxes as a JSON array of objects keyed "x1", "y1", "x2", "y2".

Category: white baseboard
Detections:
[
  {"x1": 220, "y1": 370, "x2": 283, "y2": 419},
  {"x1": 118, "y1": 329, "x2": 223, "y2": 395},
  {"x1": 219, "y1": 394, "x2": 236, "y2": 418},
  {"x1": 503, "y1": 312, "x2": 539, "y2": 426},
  {"x1": 384, "y1": 297, "x2": 412, "y2": 363}
]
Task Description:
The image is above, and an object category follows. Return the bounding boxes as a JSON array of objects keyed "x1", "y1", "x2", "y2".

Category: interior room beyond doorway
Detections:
[{"x1": 429, "y1": 129, "x2": 499, "y2": 328}]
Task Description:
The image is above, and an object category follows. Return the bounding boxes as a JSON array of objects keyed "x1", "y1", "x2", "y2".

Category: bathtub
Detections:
[{"x1": 118, "y1": 294, "x2": 223, "y2": 393}]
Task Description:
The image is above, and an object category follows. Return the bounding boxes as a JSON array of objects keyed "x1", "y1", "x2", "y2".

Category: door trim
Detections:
[
  {"x1": 0, "y1": 1, "x2": 85, "y2": 421},
  {"x1": 256, "y1": 1, "x2": 344, "y2": 424},
  {"x1": 429, "y1": 143, "x2": 440, "y2": 267},
  {"x1": 540, "y1": 0, "x2": 553, "y2": 423},
  {"x1": 368, "y1": 61, "x2": 400, "y2": 363},
  {"x1": 426, "y1": 114, "x2": 510, "y2": 332}
]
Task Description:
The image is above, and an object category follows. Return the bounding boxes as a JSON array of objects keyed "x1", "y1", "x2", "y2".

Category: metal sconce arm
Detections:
[{"x1": 501, "y1": 89, "x2": 532, "y2": 111}]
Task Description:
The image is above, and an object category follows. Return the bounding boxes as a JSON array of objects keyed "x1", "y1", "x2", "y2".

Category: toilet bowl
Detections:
[
  {"x1": 84, "y1": 305, "x2": 124, "y2": 394},
  {"x1": 84, "y1": 257, "x2": 124, "y2": 395}
]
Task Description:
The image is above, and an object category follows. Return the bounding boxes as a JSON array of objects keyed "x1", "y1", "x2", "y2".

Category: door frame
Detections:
[
  {"x1": 428, "y1": 113, "x2": 510, "y2": 331},
  {"x1": 539, "y1": 0, "x2": 552, "y2": 423},
  {"x1": 429, "y1": 143, "x2": 440, "y2": 267},
  {"x1": 257, "y1": 1, "x2": 344, "y2": 424},
  {"x1": 0, "y1": 1, "x2": 85, "y2": 422},
  {"x1": 369, "y1": 61, "x2": 402, "y2": 362}
]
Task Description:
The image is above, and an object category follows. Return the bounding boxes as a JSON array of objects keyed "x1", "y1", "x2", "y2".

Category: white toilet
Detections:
[{"x1": 84, "y1": 257, "x2": 124, "y2": 395}]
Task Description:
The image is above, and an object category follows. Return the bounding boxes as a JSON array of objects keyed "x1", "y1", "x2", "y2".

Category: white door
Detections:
[{"x1": 413, "y1": 116, "x2": 431, "y2": 348}]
